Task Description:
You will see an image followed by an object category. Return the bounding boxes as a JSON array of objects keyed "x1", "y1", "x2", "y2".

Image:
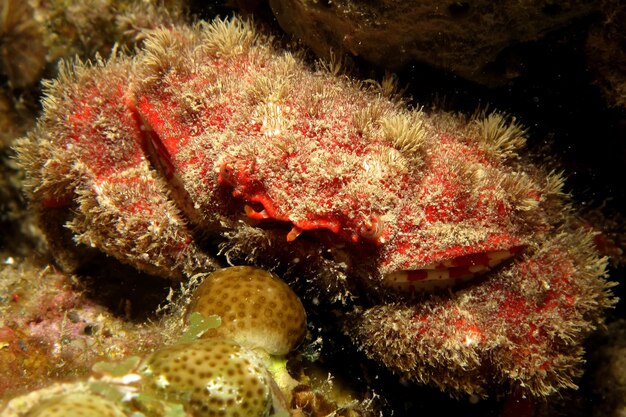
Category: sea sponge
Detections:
[
  {"x1": 142, "y1": 338, "x2": 273, "y2": 417},
  {"x1": 187, "y1": 266, "x2": 307, "y2": 356}
]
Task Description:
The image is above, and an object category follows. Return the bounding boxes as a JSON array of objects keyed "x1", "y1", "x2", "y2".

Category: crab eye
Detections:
[
  {"x1": 358, "y1": 214, "x2": 384, "y2": 241},
  {"x1": 218, "y1": 161, "x2": 236, "y2": 185}
]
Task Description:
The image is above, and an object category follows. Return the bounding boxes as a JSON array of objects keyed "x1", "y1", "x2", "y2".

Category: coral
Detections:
[
  {"x1": 187, "y1": 266, "x2": 307, "y2": 355},
  {"x1": 142, "y1": 338, "x2": 273, "y2": 417},
  {"x1": 15, "y1": 16, "x2": 616, "y2": 399},
  {"x1": 24, "y1": 393, "x2": 126, "y2": 417},
  {"x1": 0, "y1": 6, "x2": 41, "y2": 252},
  {"x1": 0, "y1": 0, "x2": 186, "y2": 93},
  {"x1": 0, "y1": 93, "x2": 20, "y2": 149},
  {"x1": 0, "y1": 91, "x2": 29, "y2": 239},
  {"x1": 1, "y1": 342, "x2": 277, "y2": 417},
  {"x1": 0, "y1": 255, "x2": 168, "y2": 399},
  {"x1": 30, "y1": 0, "x2": 187, "y2": 65},
  {"x1": 289, "y1": 361, "x2": 365, "y2": 417},
  {"x1": 0, "y1": 265, "x2": 371, "y2": 417},
  {"x1": 1, "y1": 383, "x2": 129, "y2": 417}
]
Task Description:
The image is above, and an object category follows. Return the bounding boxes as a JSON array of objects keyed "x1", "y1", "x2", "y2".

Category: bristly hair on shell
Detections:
[
  {"x1": 472, "y1": 111, "x2": 527, "y2": 158},
  {"x1": 352, "y1": 101, "x2": 388, "y2": 137},
  {"x1": 248, "y1": 72, "x2": 294, "y2": 104},
  {"x1": 378, "y1": 111, "x2": 427, "y2": 157},
  {"x1": 139, "y1": 25, "x2": 197, "y2": 81},
  {"x1": 315, "y1": 49, "x2": 347, "y2": 78},
  {"x1": 363, "y1": 71, "x2": 407, "y2": 103},
  {"x1": 199, "y1": 17, "x2": 258, "y2": 57}
]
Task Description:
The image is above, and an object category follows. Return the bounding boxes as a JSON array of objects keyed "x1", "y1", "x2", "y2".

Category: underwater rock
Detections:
[
  {"x1": 0, "y1": 0, "x2": 186, "y2": 93},
  {"x1": 15, "y1": 16, "x2": 616, "y2": 398},
  {"x1": 588, "y1": 319, "x2": 626, "y2": 417},
  {"x1": 0, "y1": 91, "x2": 29, "y2": 239},
  {"x1": 0, "y1": 0, "x2": 46, "y2": 89},
  {"x1": 0, "y1": 256, "x2": 167, "y2": 399},
  {"x1": 31, "y1": 0, "x2": 187, "y2": 66},
  {"x1": 268, "y1": 0, "x2": 598, "y2": 85},
  {"x1": 586, "y1": 0, "x2": 626, "y2": 108}
]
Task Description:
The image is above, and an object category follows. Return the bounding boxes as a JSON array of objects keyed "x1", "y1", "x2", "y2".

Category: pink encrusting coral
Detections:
[
  {"x1": 0, "y1": 258, "x2": 167, "y2": 399},
  {"x1": 17, "y1": 17, "x2": 616, "y2": 398}
]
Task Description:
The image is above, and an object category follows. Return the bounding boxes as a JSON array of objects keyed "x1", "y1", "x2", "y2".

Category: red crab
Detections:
[{"x1": 18, "y1": 18, "x2": 615, "y2": 398}]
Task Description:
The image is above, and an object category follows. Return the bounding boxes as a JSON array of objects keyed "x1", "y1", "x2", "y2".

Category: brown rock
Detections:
[
  {"x1": 0, "y1": 0, "x2": 46, "y2": 89},
  {"x1": 589, "y1": 320, "x2": 626, "y2": 417},
  {"x1": 586, "y1": 0, "x2": 626, "y2": 108},
  {"x1": 269, "y1": 0, "x2": 598, "y2": 85}
]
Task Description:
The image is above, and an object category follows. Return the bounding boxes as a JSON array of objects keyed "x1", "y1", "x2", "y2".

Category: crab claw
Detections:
[
  {"x1": 244, "y1": 204, "x2": 271, "y2": 220},
  {"x1": 384, "y1": 247, "x2": 525, "y2": 291}
]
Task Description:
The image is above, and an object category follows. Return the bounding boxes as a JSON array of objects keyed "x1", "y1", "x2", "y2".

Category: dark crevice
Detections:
[
  {"x1": 73, "y1": 252, "x2": 172, "y2": 321},
  {"x1": 448, "y1": 2, "x2": 471, "y2": 17}
]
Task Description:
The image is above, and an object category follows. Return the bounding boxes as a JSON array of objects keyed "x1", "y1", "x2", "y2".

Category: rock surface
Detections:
[{"x1": 269, "y1": 0, "x2": 598, "y2": 85}]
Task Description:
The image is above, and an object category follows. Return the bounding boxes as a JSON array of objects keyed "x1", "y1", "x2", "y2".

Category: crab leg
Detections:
[{"x1": 26, "y1": 59, "x2": 216, "y2": 278}]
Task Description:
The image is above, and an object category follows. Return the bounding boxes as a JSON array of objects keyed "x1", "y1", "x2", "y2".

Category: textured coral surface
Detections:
[
  {"x1": 188, "y1": 266, "x2": 307, "y2": 355},
  {"x1": 0, "y1": 255, "x2": 168, "y2": 400},
  {"x1": 0, "y1": 265, "x2": 370, "y2": 417}
]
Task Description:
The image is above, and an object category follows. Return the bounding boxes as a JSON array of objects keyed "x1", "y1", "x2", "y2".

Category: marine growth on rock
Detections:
[
  {"x1": 0, "y1": 266, "x2": 313, "y2": 417},
  {"x1": 16, "y1": 16, "x2": 616, "y2": 398}
]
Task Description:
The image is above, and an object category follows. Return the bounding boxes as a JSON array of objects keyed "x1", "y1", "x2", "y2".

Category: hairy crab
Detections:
[{"x1": 18, "y1": 17, "x2": 615, "y2": 398}]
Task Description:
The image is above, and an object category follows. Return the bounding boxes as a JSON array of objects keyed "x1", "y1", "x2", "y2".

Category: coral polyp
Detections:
[
  {"x1": 0, "y1": 264, "x2": 367, "y2": 417},
  {"x1": 23, "y1": 394, "x2": 125, "y2": 417},
  {"x1": 143, "y1": 339, "x2": 273, "y2": 417},
  {"x1": 187, "y1": 266, "x2": 307, "y2": 356},
  {"x1": 16, "y1": 16, "x2": 615, "y2": 398}
]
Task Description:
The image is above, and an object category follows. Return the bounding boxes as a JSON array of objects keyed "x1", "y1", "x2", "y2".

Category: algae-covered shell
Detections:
[
  {"x1": 142, "y1": 338, "x2": 272, "y2": 417},
  {"x1": 188, "y1": 266, "x2": 307, "y2": 356}
]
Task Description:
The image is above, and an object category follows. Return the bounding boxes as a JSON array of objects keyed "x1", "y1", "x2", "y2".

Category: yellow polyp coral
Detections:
[
  {"x1": 141, "y1": 338, "x2": 273, "y2": 417},
  {"x1": 0, "y1": 259, "x2": 379, "y2": 416},
  {"x1": 23, "y1": 393, "x2": 126, "y2": 417},
  {"x1": 186, "y1": 266, "x2": 307, "y2": 356}
]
